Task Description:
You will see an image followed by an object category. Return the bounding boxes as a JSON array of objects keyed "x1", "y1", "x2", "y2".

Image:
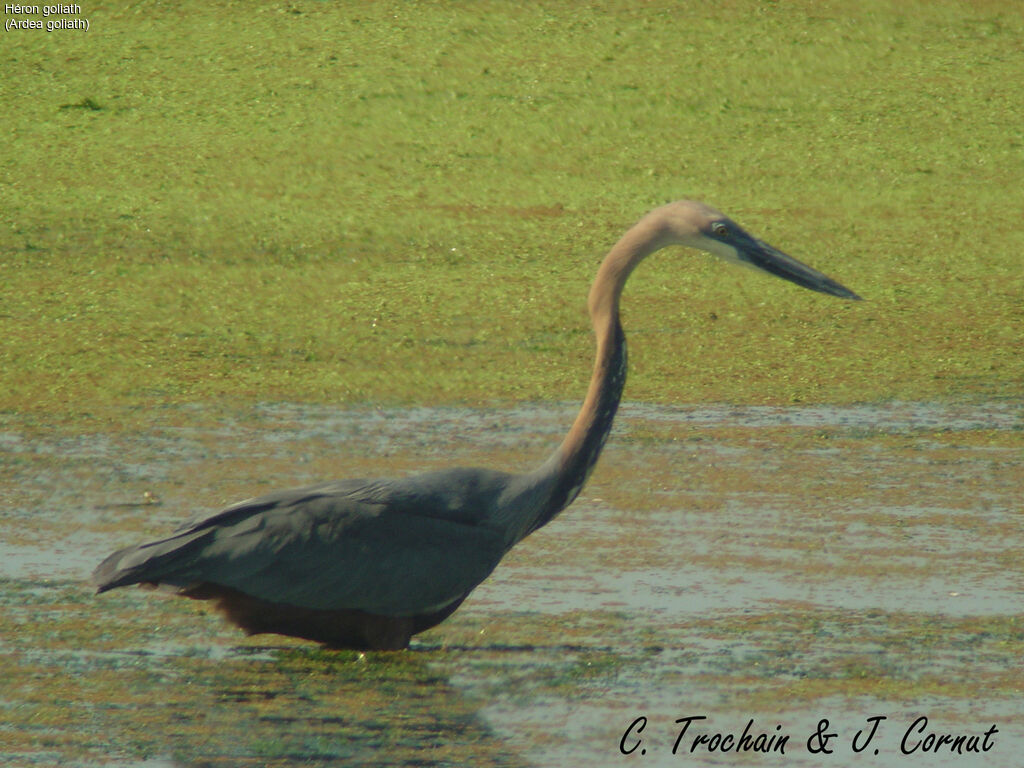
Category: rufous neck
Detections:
[{"x1": 521, "y1": 215, "x2": 668, "y2": 534}]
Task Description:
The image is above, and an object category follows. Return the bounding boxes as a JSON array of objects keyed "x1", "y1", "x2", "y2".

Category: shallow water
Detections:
[{"x1": 1, "y1": 400, "x2": 1021, "y2": 766}]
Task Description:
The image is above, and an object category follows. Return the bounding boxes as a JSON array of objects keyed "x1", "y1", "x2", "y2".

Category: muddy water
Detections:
[{"x1": 0, "y1": 401, "x2": 1021, "y2": 767}]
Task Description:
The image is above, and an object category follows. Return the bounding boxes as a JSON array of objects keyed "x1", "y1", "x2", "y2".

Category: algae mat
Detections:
[{"x1": 3, "y1": 1, "x2": 1023, "y2": 419}]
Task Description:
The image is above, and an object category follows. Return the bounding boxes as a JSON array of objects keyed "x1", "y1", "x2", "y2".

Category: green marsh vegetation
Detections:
[
  {"x1": 3, "y1": 0, "x2": 1021, "y2": 430},
  {"x1": 2, "y1": 2, "x2": 1022, "y2": 765}
]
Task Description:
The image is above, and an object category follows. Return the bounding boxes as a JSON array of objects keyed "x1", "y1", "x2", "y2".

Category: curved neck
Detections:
[{"x1": 519, "y1": 215, "x2": 670, "y2": 537}]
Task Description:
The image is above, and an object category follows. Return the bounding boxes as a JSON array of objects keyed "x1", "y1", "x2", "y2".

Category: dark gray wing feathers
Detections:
[{"x1": 93, "y1": 470, "x2": 512, "y2": 617}]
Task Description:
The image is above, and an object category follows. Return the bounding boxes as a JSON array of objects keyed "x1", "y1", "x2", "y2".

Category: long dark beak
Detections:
[{"x1": 740, "y1": 237, "x2": 862, "y2": 301}]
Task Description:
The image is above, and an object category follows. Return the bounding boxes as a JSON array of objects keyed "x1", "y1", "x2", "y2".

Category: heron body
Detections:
[{"x1": 93, "y1": 200, "x2": 860, "y2": 650}]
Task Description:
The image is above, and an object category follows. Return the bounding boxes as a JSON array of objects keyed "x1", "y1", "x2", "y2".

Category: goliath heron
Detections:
[{"x1": 93, "y1": 200, "x2": 860, "y2": 650}]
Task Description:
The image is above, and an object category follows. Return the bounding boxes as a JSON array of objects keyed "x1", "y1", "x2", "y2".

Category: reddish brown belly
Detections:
[{"x1": 178, "y1": 582, "x2": 464, "y2": 651}]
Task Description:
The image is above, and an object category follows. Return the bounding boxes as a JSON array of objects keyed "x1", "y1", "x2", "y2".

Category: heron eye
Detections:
[{"x1": 712, "y1": 223, "x2": 729, "y2": 238}]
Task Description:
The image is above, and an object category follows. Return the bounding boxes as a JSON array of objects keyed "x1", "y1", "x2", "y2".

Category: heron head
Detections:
[{"x1": 656, "y1": 200, "x2": 862, "y2": 301}]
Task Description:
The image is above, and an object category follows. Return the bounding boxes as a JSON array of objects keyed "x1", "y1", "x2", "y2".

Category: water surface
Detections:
[{"x1": 1, "y1": 400, "x2": 1020, "y2": 766}]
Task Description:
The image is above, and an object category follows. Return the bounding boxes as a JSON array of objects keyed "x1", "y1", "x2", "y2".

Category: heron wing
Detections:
[{"x1": 93, "y1": 472, "x2": 510, "y2": 616}]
